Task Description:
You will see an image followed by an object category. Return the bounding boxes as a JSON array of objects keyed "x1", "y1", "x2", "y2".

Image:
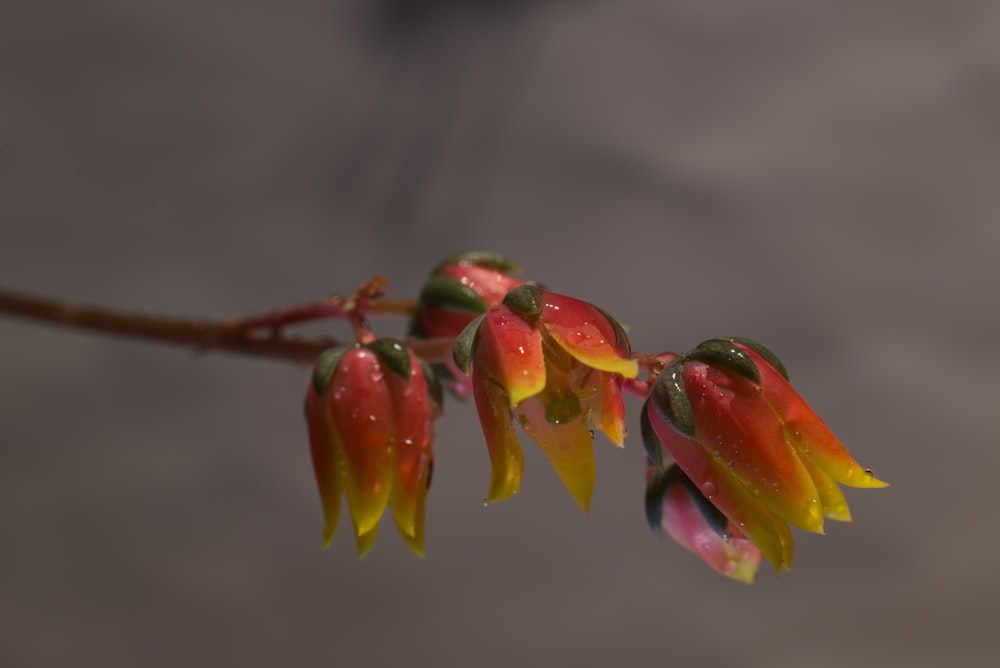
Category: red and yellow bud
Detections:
[
  {"x1": 646, "y1": 464, "x2": 763, "y2": 584},
  {"x1": 457, "y1": 285, "x2": 639, "y2": 509},
  {"x1": 410, "y1": 251, "x2": 524, "y2": 339},
  {"x1": 643, "y1": 338, "x2": 886, "y2": 571},
  {"x1": 305, "y1": 339, "x2": 439, "y2": 557}
]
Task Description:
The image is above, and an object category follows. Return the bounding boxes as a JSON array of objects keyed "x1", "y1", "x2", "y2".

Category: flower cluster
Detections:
[{"x1": 301, "y1": 252, "x2": 886, "y2": 581}]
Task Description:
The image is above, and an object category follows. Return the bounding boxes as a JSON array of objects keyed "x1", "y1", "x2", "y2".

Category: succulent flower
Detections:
[
  {"x1": 642, "y1": 337, "x2": 887, "y2": 571},
  {"x1": 305, "y1": 338, "x2": 440, "y2": 557},
  {"x1": 455, "y1": 285, "x2": 639, "y2": 509}
]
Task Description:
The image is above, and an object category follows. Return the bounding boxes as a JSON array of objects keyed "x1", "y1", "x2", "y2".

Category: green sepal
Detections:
[
  {"x1": 312, "y1": 345, "x2": 354, "y2": 396},
  {"x1": 686, "y1": 338, "x2": 760, "y2": 384},
  {"x1": 640, "y1": 402, "x2": 664, "y2": 467},
  {"x1": 644, "y1": 466, "x2": 670, "y2": 533},
  {"x1": 432, "y1": 250, "x2": 522, "y2": 275},
  {"x1": 452, "y1": 313, "x2": 485, "y2": 375},
  {"x1": 418, "y1": 275, "x2": 488, "y2": 314},
  {"x1": 650, "y1": 361, "x2": 696, "y2": 438},
  {"x1": 419, "y1": 358, "x2": 444, "y2": 410},
  {"x1": 727, "y1": 336, "x2": 789, "y2": 380},
  {"x1": 502, "y1": 284, "x2": 543, "y2": 318},
  {"x1": 364, "y1": 337, "x2": 411, "y2": 380}
]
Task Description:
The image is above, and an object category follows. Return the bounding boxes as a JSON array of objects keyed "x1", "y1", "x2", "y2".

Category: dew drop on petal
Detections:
[{"x1": 701, "y1": 481, "x2": 716, "y2": 499}]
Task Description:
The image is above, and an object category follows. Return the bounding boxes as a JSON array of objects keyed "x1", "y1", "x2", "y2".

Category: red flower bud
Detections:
[{"x1": 305, "y1": 339, "x2": 439, "y2": 557}]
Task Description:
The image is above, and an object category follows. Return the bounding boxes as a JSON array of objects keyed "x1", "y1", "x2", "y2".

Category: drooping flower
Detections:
[
  {"x1": 642, "y1": 337, "x2": 887, "y2": 571},
  {"x1": 645, "y1": 464, "x2": 763, "y2": 584},
  {"x1": 305, "y1": 338, "x2": 441, "y2": 557},
  {"x1": 454, "y1": 285, "x2": 639, "y2": 509}
]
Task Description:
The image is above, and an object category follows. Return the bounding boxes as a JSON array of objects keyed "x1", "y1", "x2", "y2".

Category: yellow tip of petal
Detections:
[
  {"x1": 507, "y1": 376, "x2": 546, "y2": 409},
  {"x1": 354, "y1": 525, "x2": 379, "y2": 559}
]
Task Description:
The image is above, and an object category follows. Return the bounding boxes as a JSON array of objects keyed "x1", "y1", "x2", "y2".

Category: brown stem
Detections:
[{"x1": 0, "y1": 286, "x2": 448, "y2": 366}]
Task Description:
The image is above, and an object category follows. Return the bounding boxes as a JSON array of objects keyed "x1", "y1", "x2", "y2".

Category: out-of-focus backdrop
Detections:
[{"x1": 2, "y1": 1, "x2": 998, "y2": 666}]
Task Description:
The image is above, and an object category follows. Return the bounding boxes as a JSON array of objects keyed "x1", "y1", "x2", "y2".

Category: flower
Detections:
[
  {"x1": 454, "y1": 284, "x2": 639, "y2": 509},
  {"x1": 645, "y1": 464, "x2": 763, "y2": 584},
  {"x1": 642, "y1": 337, "x2": 887, "y2": 571},
  {"x1": 304, "y1": 338, "x2": 440, "y2": 557},
  {"x1": 410, "y1": 251, "x2": 525, "y2": 339}
]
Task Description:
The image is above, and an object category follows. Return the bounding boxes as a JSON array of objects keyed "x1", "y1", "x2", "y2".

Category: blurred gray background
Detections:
[{"x1": 1, "y1": 1, "x2": 998, "y2": 666}]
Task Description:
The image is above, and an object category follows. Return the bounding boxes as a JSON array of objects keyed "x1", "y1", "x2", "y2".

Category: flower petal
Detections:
[
  {"x1": 476, "y1": 306, "x2": 546, "y2": 407},
  {"x1": 354, "y1": 525, "x2": 379, "y2": 559},
  {"x1": 594, "y1": 372, "x2": 627, "y2": 447},
  {"x1": 515, "y1": 397, "x2": 597, "y2": 511},
  {"x1": 472, "y1": 368, "x2": 525, "y2": 503},
  {"x1": 438, "y1": 263, "x2": 524, "y2": 309},
  {"x1": 387, "y1": 351, "x2": 435, "y2": 540},
  {"x1": 739, "y1": 345, "x2": 889, "y2": 489},
  {"x1": 800, "y1": 454, "x2": 852, "y2": 522},
  {"x1": 305, "y1": 386, "x2": 342, "y2": 547},
  {"x1": 684, "y1": 361, "x2": 825, "y2": 533},
  {"x1": 541, "y1": 292, "x2": 638, "y2": 378},
  {"x1": 326, "y1": 348, "x2": 394, "y2": 536},
  {"x1": 658, "y1": 473, "x2": 763, "y2": 584}
]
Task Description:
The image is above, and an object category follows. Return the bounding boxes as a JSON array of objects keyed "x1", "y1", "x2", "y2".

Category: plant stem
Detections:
[{"x1": 0, "y1": 286, "x2": 452, "y2": 366}]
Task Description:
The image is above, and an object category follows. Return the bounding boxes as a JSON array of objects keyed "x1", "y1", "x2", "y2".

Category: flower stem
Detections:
[{"x1": 0, "y1": 286, "x2": 449, "y2": 366}]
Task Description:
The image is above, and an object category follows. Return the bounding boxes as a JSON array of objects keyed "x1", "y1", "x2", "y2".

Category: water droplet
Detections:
[
  {"x1": 368, "y1": 414, "x2": 377, "y2": 422},
  {"x1": 588, "y1": 429, "x2": 595, "y2": 440},
  {"x1": 403, "y1": 438, "x2": 415, "y2": 446},
  {"x1": 369, "y1": 368, "x2": 383, "y2": 383},
  {"x1": 864, "y1": 468, "x2": 874, "y2": 477},
  {"x1": 701, "y1": 481, "x2": 716, "y2": 498}
]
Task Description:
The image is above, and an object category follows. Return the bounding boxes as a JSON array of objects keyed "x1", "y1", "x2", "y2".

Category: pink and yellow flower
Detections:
[
  {"x1": 455, "y1": 285, "x2": 639, "y2": 509},
  {"x1": 305, "y1": 338, "x2": 440, "y2": 557},
  {"x1": 646, "y1": 464, "x2": 763, "y2": 583},
  {"x1": 642, "y1": 337, "x2": 887, "y2": 571}
]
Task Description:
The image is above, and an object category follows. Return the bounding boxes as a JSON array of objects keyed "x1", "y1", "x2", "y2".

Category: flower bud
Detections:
[{"x1": 305, "y1": 338, "x2": 439, "y2": 557}]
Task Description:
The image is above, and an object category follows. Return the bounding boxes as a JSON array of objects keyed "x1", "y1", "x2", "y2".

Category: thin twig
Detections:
[{"x1": 0, "y1": 287, "x2": 448, "y2": 366}]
